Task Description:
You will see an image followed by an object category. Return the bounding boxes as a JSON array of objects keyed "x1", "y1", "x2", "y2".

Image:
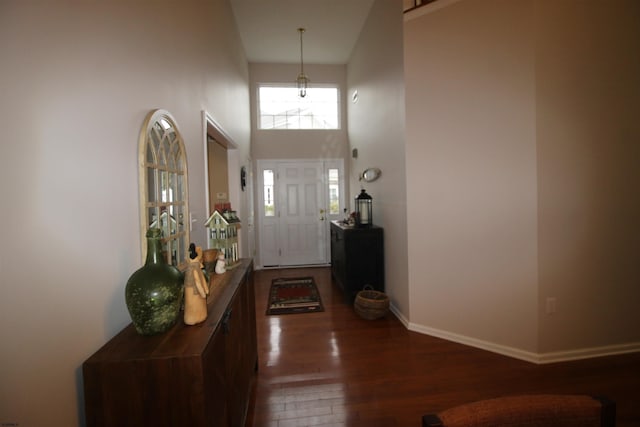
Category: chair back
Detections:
[{"x1": 422, "y1": 394, "x2": 615, "y2": 427}]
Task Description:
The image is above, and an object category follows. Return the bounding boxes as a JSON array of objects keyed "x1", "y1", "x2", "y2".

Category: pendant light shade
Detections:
[{"x1": 296, "y1": 28, "x2": 309, "y2": 98}]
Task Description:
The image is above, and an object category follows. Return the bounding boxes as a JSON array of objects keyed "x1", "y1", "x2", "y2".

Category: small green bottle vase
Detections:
[{"x1": 125, "y1": 228, "x2": 184, "y2": 335}]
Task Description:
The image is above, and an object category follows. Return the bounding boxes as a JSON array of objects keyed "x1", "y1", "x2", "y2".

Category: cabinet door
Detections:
[
  {"x1": 224, "y1": 278, "x2": 250, "y2": 426},
  {"x1": 203, "y1": 328, "x2": 229, "y2": 426},
  {"x1": 206, "y1": 268, "x2": 257, "y2": 427},
  {"x1": 244, "y1": 270, "x2": 258, "y2": 372},
  {"x1": 343, "y1": 229, "x2": 384, "y2": 301},
  {"x1": 85, "y1": 353, "x2": 209, "y2": 426},
  {"x1": 330, "y1": 225, "x2": 346, "y2": 289}
]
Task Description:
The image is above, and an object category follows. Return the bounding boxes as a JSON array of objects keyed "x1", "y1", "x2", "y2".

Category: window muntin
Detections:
[
  {"x1": 139, "y1": 110, "x2": 190, "y2": 268},
  {"x1": 258, "y1": 85, "x2": 340, "y2": 130}
]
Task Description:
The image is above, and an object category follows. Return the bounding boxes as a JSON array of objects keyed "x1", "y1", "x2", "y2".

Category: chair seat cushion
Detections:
[{"x1": 436, "y1": 394, "x2": 604, "y2": 427}]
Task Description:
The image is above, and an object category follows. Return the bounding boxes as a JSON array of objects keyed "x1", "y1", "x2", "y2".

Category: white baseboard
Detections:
[
  {"x1": 407, "y1": 322, "x2": 542, "y2": 363},
  {"x1": 389, "y1": 303, "x2": 409, "y2": 327},
  {"x1": 388, "y1": 305, "x2": 640, "y2": 364},
  {"x1": 535, "y1": 342, "x2": 640, "y2": 364}
]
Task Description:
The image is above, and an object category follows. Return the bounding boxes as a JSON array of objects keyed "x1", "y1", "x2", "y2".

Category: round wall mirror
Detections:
[{"x1": 361, "y1": 167, "x2": 381, "y2": 182}]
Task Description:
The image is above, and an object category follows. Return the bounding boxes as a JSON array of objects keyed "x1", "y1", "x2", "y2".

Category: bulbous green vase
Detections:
[{"x1": 125, "y1": 228, "x2": 184, "y2": 335}]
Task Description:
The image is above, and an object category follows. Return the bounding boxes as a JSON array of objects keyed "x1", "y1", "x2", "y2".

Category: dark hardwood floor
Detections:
[{"x1": 245, "y1": 267, "x2": 640, "y2": 426}]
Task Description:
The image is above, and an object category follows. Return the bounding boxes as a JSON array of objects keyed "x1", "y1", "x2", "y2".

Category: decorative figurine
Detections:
[
  {"x1": 214, "y1": 253, "x2": 226, "y2": 274},
  {"x1": 183, "y1": 243, "x2": 209, "y2": 325}
]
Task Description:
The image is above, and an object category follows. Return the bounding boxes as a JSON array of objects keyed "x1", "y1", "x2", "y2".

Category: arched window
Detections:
[{"x1": 138, "y1": 109, "x2": 190, "y2": 268}]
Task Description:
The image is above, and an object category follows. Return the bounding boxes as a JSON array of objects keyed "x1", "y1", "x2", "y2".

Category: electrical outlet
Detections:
[{"x1": 546, "y1": 297, "x2": 557, "y2": 315}]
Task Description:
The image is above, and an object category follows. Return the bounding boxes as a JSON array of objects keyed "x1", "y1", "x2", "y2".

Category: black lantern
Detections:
[{"x1": 355, "y1": 189, "x2": 373, "y2": 227}]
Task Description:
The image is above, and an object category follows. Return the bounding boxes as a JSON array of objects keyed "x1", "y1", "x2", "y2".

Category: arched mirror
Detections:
[
  {"x1": 138, "y1": 109, "x2": 190, "y2": 268},
  {"x1": 361, "y1": 167, "x2": 382, "y2": 183}
]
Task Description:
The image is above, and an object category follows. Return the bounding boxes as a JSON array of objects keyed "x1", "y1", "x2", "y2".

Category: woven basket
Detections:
[{"x1": 354, "y1": 288, "x2": 389, "y2": 320}]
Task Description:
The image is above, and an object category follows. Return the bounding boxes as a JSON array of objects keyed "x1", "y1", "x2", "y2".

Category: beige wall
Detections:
[
  {"x1": 535, "y1": 1, "x2": 640, "y2": 353},
  {"x1": 404, "y1": 0, "x2": 640, "y2": 360},
  {"x1": 347, "y1": 0, "x2": 409, "y2": 317},
  {"x1": 0, "y1": 1, "x2": 250, "y2": 425},
  {"x1": 405, "y1": 0, "x2": 539, "y2": 354}
]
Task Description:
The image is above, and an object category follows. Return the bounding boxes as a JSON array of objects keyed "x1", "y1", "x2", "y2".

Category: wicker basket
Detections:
[{"x1": 354, "y1": 288, "x2": 389, "y2": 320}]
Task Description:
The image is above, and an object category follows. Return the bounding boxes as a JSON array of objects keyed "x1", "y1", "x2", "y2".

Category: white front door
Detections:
[
  {"x1": 257, "y1": 159, "x2": 345, "y2": 268},
  {"x1": 278, "y1": 162, "x2": 325, "y2": 265}
]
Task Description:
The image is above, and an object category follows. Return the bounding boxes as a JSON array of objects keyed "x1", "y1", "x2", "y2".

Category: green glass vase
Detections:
[{"x1": 125, "y1": 228, "x2": 184, "y2": 335}]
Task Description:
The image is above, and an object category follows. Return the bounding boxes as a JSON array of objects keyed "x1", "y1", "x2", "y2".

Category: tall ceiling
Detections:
[{"x1": 229, "y1": 0, "x2": 376, "y2": 64}]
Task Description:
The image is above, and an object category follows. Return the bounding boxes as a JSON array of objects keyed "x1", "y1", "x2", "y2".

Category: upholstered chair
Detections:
[{"x1": 422, "y1": 394, "x2": 615, "y2": 427}]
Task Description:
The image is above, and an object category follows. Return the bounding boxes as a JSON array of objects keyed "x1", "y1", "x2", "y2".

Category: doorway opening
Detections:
[{"x1": 202, "y1": 111, "x2": 255, "y2": 261}]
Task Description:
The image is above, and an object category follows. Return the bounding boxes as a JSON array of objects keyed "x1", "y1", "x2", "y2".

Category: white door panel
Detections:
[
  {"x1": 261, "y1": 223, "x2": 278, "y2": 265},
  {"x1": 278, "y1": 163, "x2": 324, "y2": 265}
]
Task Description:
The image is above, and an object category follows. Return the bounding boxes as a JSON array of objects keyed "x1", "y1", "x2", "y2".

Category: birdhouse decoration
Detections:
[
  {"x1": 355, "y1": 189, "x2": 373, "y2": 227},
  {"x1": 204, "y1": 210, "x2": 241, "y2": 270}
]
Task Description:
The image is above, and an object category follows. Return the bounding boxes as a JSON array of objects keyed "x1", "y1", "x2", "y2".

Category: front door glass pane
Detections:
[{"x1": 264, "y1": 169, "x2": 275, "y2": 217}]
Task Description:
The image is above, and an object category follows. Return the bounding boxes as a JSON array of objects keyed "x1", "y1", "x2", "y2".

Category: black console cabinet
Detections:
[{"x1": 330, "y1": 220, "x2": 384, "y2": 303}]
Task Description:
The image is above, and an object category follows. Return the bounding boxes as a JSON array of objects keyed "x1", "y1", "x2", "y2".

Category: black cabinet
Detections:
[{"x1": 330, "y1": 220, "x2": 384, "y2": 303}]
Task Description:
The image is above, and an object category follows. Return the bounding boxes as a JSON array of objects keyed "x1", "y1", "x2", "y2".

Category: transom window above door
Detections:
[{"x1": 257, "y1": 84, "x2": 340, "y2": 130}]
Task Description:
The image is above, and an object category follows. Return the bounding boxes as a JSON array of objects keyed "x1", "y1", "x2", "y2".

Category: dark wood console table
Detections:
[
  {"x1": 330, "y1": 220, "x2": 384, "y2": 303},
  {"x1": 83, "y1": 259, "x2": 257, "y2": 427}
]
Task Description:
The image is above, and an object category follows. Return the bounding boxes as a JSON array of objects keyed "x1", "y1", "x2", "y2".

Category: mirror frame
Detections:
[
  {"x1": 361, "y1": 167, "x2": 382, "y2": 183},
  {"x1": 138, "y1": 109, "x2": 190, "y2": 268}
]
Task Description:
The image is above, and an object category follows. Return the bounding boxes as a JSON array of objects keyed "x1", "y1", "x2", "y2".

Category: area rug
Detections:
[{"x1": 266, "y1": 276, "x2": 324, "y2": 315}]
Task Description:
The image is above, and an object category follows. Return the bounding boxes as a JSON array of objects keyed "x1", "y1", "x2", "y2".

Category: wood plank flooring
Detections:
[{"x1": 246, "y1": 267, "x2": 640, "y2": 427}]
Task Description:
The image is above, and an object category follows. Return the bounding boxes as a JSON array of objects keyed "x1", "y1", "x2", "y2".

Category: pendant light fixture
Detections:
[{"x1": 296, "y1": 27, "x2": 310, "y2": 98}]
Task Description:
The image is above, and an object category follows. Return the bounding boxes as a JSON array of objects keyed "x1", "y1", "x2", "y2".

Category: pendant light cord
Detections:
[{"x1": 298, "y1": 28, "x2": 305, "y2": 76}]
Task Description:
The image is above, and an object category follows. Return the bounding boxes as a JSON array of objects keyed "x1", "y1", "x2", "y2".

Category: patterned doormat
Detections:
[{"x1": 266, "y1": 277, "x2": 324, "y2": 315}]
